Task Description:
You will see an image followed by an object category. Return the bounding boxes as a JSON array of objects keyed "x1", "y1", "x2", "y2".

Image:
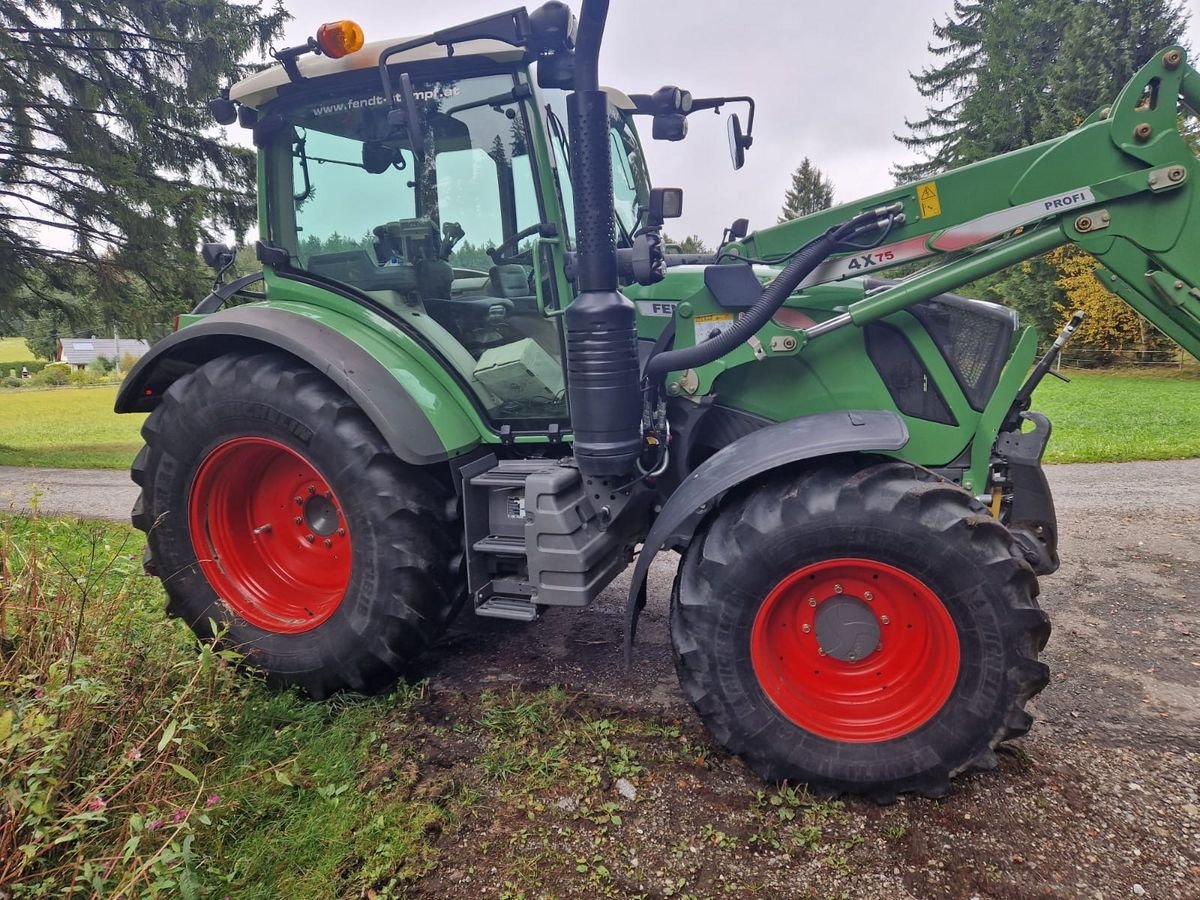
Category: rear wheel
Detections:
[
  {"x1": 132, "y1": 352, "x2": 465, "y2": 698},
  {"x1": 671, "y1": 458, "x2": 1050, "y2": 800}
]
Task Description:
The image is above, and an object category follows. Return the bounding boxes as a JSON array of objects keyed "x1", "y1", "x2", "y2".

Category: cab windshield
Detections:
[{"x1": 267, "y1": 72, "x2": 568, "y2": 423}]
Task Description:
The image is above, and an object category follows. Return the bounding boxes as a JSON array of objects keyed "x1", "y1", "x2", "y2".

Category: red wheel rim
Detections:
[
  {"x1": 189, "y1": 437, "x2": 352, "y2": 634},
  {"x1": 750, "y1": 558, "x2": 960, "y2": 743}
]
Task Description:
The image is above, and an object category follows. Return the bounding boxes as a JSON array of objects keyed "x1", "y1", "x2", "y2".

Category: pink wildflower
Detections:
[
  {"x1": 171, "y1": 809, "x2": 187, "y2": 824},
  {"x1": 145, "y1": 818, "x2": 163, "y2": 832},
  {"x1": 127, "y1": 746, "x2": 143, "y2": 761},
  {"x1": 87, "y1": 796, "x2": 107, "y2": 811},
  {"x1": 205, "y1": 793, "x2": 220, "y2": 808}
]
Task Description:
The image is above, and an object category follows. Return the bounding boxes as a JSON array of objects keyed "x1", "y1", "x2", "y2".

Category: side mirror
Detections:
[
  {"x1": 727, "y1": 113, "x2": 749, "y2": 170},
  {"x1": 201, "y1": 242, "x2": 235, "y2": 272}
]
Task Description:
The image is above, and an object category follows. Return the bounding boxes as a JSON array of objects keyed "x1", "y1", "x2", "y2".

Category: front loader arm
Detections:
[{"x1": 735, "y1": 47, "x2": 1200, "y2": 359}]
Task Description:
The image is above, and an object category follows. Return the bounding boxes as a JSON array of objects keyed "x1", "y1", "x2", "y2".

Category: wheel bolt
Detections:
[
  {"x1": 307, "y1": 485, "x2": 316, "y2": 495},
  {"x1": 294, "y1": 497, "x2": 303, "y2": 506},
  {"x1": 863, "y1": 591, "x2": 874, "y2": 601},
  {"x1": 881, "y1": 615, "x2": 891, "y2": 625},
  {"x1": 337, "y1": 528, "x2": 346, "y2": 537},
  {"x1": 324, "y1": 538, "x2": 333, "y2": 548},
  {"x1": 808, "y1": 597, "x2": 817, "y2": 607},
  {"x1": 801, "y1": 624, "x2": 811, "y2": 634},
  {"x1": 833, "y1": 584, "x2": 844, "y2": 594},
  {"x1": 306, "y1": 533, "x2": 315, "y2": 543},
  {"x1": 818, "y1": 647, "x2": 826, "y2": 656},
  {"x1": 294, "y1": 517, "x2": 303, "y2": 525}
]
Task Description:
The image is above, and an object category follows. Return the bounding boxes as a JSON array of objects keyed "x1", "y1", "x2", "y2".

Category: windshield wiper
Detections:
[{"x1": 445, "y1": 83, "x2": 533, "y2": 118}]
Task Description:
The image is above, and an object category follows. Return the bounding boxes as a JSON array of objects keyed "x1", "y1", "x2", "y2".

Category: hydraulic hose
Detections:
[{"x1": 643, "y1": 205, "x2": 902, "y2": 380}]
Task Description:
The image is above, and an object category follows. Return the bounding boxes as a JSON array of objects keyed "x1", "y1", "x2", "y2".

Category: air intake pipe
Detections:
[{"x1": 563, "y1": 0, "x2": 643, "y2": 477}]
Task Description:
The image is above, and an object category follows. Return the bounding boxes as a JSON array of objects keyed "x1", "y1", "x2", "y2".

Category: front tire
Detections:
[
  {"x1": 131, "y1": 352, "x2": 465, "y2": 698},
  {"x1": 671, "y1": 458, "x2": 1050, "y2": 800}
]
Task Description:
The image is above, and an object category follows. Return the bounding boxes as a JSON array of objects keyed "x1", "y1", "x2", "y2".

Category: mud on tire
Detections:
[
  {"x1": 670, "y1": 457, "x2": 1050, "y2": 801},
  {"x1": 131, "y1": 351, "x2": 465, "y2": 698}
]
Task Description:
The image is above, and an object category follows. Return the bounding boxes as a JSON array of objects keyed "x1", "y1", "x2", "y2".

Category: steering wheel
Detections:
[{"x1": 487, "y1": 223, "x2": 548, "y2": 266}]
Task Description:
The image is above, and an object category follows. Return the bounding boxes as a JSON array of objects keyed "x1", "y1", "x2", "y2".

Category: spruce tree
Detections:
[
  {"x1": 0, "y1": 1, "x2": 287, "y2": 327},
  {"x1": 778, "y1": 158, "x2": 835, "y2": 223},
  {"x1": 893, "y1": 0, "x2": 1189, "y2": 347},
  {"x1": 893, "y1": 0, "x2": 1188, "y2": 182}
]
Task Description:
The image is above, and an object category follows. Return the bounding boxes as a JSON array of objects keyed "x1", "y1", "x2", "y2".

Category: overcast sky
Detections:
[{"x1": 272, "y1": 1, "x2": 1198, "y2": 242}]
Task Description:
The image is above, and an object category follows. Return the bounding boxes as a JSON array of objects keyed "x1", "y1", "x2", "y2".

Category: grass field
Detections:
[
  {"x1": 0, "y1": 336, "x2": 35, "y2": 360},
  {"x1": 0, "y1": 386, "x2": 146, "y2": 469},
  {"x1": 1031, "y1": 369, "x2": 1200, "y2": 463},
  {"x1": 0, "y1": 370, "x2": 1195, "y2": 470}
]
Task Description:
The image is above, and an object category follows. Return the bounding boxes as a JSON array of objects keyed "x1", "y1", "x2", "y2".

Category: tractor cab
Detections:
[{"x1": 227, "y1": 26, "x2": 651, "y2": 426}]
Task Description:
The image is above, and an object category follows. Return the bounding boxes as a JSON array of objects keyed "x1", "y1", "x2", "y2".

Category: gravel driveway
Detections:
[{"x1": 2, "y1": 459, "x2": 1198, "y2": 897}]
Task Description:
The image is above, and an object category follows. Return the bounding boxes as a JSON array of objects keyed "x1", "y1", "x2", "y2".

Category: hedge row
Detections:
[{"x1": 0, "y1": 360, "x2": 50, "y2": 375}]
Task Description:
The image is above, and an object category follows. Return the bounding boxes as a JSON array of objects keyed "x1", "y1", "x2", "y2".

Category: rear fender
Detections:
[
  {"x1": 623, "y1": 410, "x2": 910, "y2": 664},
  {"x1": 115, "y1": 305, "x2": 481, "y2": 466}
]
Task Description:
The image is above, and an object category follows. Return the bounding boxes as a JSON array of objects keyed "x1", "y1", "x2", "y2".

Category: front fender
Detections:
[
  {"x1": 623, "y1": 410, "x2": 910, "y2": 663},
  {"x1": 116, "y1": 304, "x2": 481, "y2": 466}
]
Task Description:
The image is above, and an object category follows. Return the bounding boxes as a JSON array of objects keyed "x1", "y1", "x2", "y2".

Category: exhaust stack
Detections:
[{"x1": 563, "y1": 0, "x2": 642, "y2": 477}]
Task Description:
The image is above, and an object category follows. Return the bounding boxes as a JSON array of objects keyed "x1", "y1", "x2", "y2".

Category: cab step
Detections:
[
  {"x1": 474, "y1": 596, "x2": 539, "y2": 622},
  {"x1": 473, "y1": 534, "x2": 526, "y2": 555}
]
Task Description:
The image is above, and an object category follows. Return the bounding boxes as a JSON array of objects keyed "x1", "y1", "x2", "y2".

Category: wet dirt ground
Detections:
[{"x1": 414, "y1": 460, "x2": 1200, "y2": 899}]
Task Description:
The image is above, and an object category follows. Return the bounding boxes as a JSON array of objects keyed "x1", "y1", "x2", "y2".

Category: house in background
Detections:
[{"x1": 57, "y1": 337, "x2": 152, "y2": 372}]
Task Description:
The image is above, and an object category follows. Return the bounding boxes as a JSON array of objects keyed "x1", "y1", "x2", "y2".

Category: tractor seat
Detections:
[
  {"x1": 488, "y1": 265, "x2": 539, "y2": 315},
  {"x1": 423, "y1": 295, "x2": 514, "y2": 327}
]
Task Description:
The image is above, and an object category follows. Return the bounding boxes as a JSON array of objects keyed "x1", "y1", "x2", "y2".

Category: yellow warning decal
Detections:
[{"x1": 917, "y1": 182, "x2": 942, "y2": 219}]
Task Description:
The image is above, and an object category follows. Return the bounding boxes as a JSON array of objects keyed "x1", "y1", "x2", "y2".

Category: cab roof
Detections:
[
  {"x1": 229, "y1": 33, "x2": 637, "y2": 112},
  {"x1": 229, "y1": 36, "x2": 526, "y2": 110}
]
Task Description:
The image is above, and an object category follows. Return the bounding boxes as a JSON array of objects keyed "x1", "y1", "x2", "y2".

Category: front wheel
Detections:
[
  {"x1": 670, "y1": 458, "x2": 1050, "y2": 800},
  {"x1": 131, "y1": 352, "x2": 465, "y2": 698}
]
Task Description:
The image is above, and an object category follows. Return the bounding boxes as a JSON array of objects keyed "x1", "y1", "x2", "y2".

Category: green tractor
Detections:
[{"x1": 117, "y1": 2, "x2": 1200, "y2": 800}]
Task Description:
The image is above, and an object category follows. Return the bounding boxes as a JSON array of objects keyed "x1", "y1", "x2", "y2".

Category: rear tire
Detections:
[
  {"x1": 670, "y1": 457, "x2": 1050, "y2": 800},
  {"x1": 131, "y1": 352, "x2": 465, "y2": 698}
]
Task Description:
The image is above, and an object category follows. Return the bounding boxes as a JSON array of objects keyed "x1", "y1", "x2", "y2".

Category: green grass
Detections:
[
  {"x1": 0, "y1": 515, "x2": 459, "y2": 897},
  {"x1": 0, "y1": 369, "x2": 1194, "y2": 472},
  {"x1": 0, "y1": 336, "x2": 34, "y2": 360},
  {"x1": 1033, "y1": 368, "x2": 1200, "y2": 463},
  {"x1": 0, "y1": 386, "x2": 146, "y2": 469}
]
